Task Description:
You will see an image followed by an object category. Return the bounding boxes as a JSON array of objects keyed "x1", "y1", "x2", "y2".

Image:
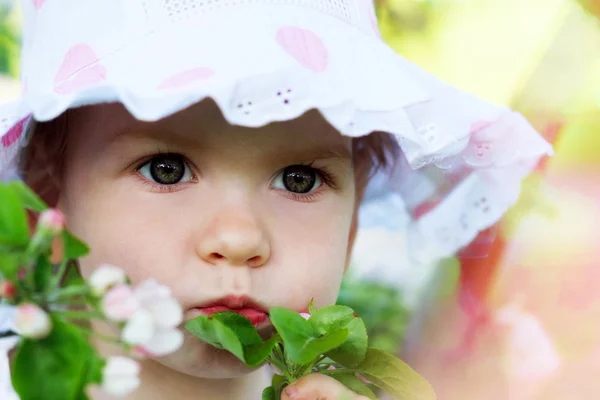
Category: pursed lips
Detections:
[{"x1": 192, "y1": 295, "x2": 269, "y2": 326}]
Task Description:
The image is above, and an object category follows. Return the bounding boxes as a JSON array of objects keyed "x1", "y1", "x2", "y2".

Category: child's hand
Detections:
[{"x1": 281, "y1": 374, "x2": 370, "y2": 400}]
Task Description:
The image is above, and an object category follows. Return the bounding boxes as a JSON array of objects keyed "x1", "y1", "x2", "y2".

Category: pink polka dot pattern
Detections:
[
  {"x1": 33, "y1": 0, "x2": 46, "y2": 10},
  {"x1": 158, "y1": 67, "x2": 215, "y2": 90},
  {"x1": 2, "y1": 116, "x2": 30, "y2": 148},
  {"x1": 54, "y1": 44, "x2": 107, "y2": 95},
  {"x1": 276, "y1": 27, "x2": 328, "y2": 72}
]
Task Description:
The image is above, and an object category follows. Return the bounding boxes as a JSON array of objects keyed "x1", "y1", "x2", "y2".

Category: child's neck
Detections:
[{"x1": 90, "y1": 324, "x2": 270, "y2": 399}]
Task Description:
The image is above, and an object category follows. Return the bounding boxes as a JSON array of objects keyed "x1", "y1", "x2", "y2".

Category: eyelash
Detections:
[
  {"x1": 133, "y1": 174, "x2": 189, "y2": 194},
  {"x1": 133, "y1": 152, "x2": 339, "y2": 200},
  {"x1": 279, "y1": 162, "x2": 338, "y2": 203},
  {"x1": 134, "y1": 150, "x2": 197, "y2": 194}
]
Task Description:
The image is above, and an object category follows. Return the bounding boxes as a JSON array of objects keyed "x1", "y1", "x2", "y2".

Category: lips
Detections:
[{"x1": 193, "y1": 295, "x2": 268, "y2": 326}]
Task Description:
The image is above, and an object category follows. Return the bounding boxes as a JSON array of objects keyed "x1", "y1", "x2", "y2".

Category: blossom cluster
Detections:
[{"x1": 0, "y1": 209, "x2": 185, "y2": 398}]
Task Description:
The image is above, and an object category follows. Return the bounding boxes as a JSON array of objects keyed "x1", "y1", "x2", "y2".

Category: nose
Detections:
[{"x1": 196, "y1": 207, "x2": 270, "y2": 268}]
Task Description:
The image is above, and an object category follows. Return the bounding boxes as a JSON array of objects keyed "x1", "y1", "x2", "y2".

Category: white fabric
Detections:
[
  {"x1": 0, "y1": 305, "x2": 18, "y2": 400},
  {"x1": 0, "y1": 0, "x2": 553, "y2": 265}
]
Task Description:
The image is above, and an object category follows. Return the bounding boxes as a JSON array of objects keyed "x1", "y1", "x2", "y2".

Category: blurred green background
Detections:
[{"x1": 0, "y1": 2, "x2": 19, "y2": 79}]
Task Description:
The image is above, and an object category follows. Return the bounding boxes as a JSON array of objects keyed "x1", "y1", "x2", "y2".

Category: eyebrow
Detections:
[{"x1": 106, "y1": 125, "x2": 196, "y2": 146}]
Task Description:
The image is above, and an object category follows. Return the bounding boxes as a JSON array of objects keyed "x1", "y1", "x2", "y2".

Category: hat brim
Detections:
[{"x1": 0, "y1": 4, "x2": 553, "y2": 264}]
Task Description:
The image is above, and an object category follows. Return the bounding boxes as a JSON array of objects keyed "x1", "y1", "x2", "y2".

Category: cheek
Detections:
[
  {"x1": 62, "y1": 181, "x2": 193, "y2": 286},
  {"x1": 264, "y1": 198, "x2": 353, "y2": 308}
]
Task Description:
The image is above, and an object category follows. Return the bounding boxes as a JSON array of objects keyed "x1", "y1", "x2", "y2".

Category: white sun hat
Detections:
[{"x1": 0, "y1": 0, "x2": 553, "y2": 264}]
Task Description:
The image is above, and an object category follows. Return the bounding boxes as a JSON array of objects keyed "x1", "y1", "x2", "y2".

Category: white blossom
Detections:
[
  {"x1": 101, "y1": 356, "x2": 140, "y2": 398},
  {"x1": 102, "y1": 285, "x2": 140, "y2": 322},
  {"x1": 122, "y1": 309, "x2": 155, "y2": 345},
  {"x1": 89, "y1": 265, "x2": 127, "y2": 297}
]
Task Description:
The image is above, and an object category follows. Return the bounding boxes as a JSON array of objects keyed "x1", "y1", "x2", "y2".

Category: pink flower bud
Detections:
[
  {"x1": 37, "y1": 209, "x2": 65, "y2": 235},
  {"x1": 102, "y1": 285, "x2": 140, "y2": 322},
  {"x1": 101, "y1": 356, "x2": 140, "y2": 398},
  {"x1": 299, "y1": 312, "x2": 311, "y2": 320},
  {"x1": 0, "y1": 281, "x2": 16, "y2": 300},
  {"x1": 12, "y1": 303, "x2": 52, "y2": 339},
  {"x1": 89, "y1": 264, "x2": 126, "y2": 297}
]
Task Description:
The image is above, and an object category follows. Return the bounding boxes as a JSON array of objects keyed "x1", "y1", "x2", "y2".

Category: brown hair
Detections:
[{"x1": 19, "y1": 114, "x2": 70, "y2": 208}]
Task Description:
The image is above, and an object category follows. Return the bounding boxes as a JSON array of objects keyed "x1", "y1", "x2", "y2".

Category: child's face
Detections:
[{"x1": 57, "y1": 102, "x2": 357, "y2": 378}]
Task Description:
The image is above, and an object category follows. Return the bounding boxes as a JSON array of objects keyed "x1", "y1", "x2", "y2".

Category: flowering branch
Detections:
[
  {"x1": 0, "y1": 182, "x2": 184, "y2": 399},
  {"x1": 185, "y1": 302, "x2": 437, "y2": 400}
]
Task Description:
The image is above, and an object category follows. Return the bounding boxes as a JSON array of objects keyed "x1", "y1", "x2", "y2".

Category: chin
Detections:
[{"x1": 154, "y1": 332, "x2": 261, "y2": 379}]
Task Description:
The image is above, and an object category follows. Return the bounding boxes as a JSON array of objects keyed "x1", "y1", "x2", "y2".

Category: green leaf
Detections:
[
  {"x1": 11, "y1": 316, "x2": 100, "y2": 400},
  {"x1": 272, "y1": 372, "x2": 286, "y2": 388},
  {"x1": 0, "y1": 252, "x2": 21, "y2": 281},
  {"x1": 212, "y1": 312, "x2": 264, "y2": 346},
  {"x1": 212, "y1": 317, "x2": 247, "y2": 362},
  {"x1": 78, "y1": 350, "x2": 105, "y2": 393},
  {"x1": 327, "y1": 373, "x2": 377, "y2": 400},
  {"x1": 270, "y1": 308, "x2": 349, "y2": 365},
  {"x1": 310, "y1": 306, "x2": 355, "y2": 336},
  {"x1": 61, "y1": 231, "x2": 89, "y2": 260},
  {"x1": 245, "y1": 334, "x2": 278, "y2": 367},
  {"x1": 309, "y1": 305, "x2": 368, "y2": 367},
  {"x1": 262, "y1": 386, "x2": 275, "y2": 400},
  {"x1": 62, "y1": 264, "x2": 85, "y2": 287},
  {"x1": 262, "y1": 370, "x2": 291, "y2": 400},
  {"x1": 186, "y1": 316, "x2": 224, "y2": 349},
  {"x1": 0, "y1": 233, "x2": 28, "y2": 254},
  {"x1": 356, "y1": 348, "x2": 436, "y2": 400},
  {"x1": 9, "y1": 181, "x2": 48, "y2": 212},
  {"x1": 185, "y1": 313, "x2": 277, "y2": 367},
  {"x1": 33, "y1": 255, "x2": 53, "y2": 292},
  {"x1": 272, "y1": 373, "x2": 288, "y2": 400},
  {"x1": 0, "y1": 184, "x2": 29, "y2": 245}
]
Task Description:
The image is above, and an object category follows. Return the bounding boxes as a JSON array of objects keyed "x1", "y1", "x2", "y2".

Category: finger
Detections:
[{"x1": 281, "y1": 373, "x2": 370, "y2": 400}]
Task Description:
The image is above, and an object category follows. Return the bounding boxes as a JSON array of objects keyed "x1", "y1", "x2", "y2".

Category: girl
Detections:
[{"x1": 0, "y1": 0, "x2": 553, "y2": 398}]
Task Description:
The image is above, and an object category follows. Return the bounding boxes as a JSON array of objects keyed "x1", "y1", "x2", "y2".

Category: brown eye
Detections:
[
  {"x1": 139, "y1": 154, "x2": 192, "y2": 185},
  {"x1": 274, "y1": 165, "x2": 322, "y2": 194}
]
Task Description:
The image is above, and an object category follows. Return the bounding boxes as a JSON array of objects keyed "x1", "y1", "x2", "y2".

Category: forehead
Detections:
[{"x1": 66, "y1": 100, "x2": 352, "y2": 156}]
